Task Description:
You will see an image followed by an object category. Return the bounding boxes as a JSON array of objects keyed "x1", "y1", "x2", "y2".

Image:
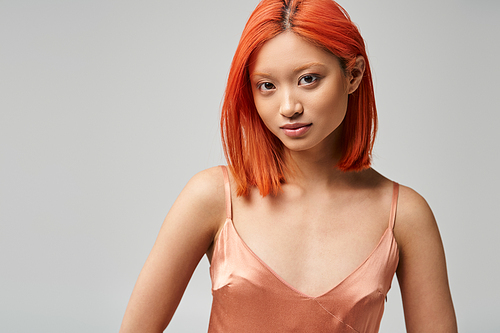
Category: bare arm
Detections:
[
  {"x1": 395, "y1": 186, "x2": 457, "y2": 332},
  {"x1": 119, "y1": 167, "x2": 226, "y2": 332}
]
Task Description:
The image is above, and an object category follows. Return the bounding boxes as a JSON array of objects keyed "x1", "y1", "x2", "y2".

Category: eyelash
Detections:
[
  {"x1": 256, "y1": 74, "x2": 321, "y2": 92},
  {"x1": 298, "y1": 74, "x2": 320, "y2": 86},
  {"x1": 257, "y1": 82, "x2": 276, "y2": 91}
]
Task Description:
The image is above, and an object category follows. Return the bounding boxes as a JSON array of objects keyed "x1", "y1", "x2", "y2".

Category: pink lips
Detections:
[{"x1": 280, "y1": 123, "x2": 312, "y2": 137}]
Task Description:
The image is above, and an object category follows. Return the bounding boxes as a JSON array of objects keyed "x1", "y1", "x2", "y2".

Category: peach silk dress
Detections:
[{"x1": 208, "y1": 166, "x2": 399, "y2": 332}]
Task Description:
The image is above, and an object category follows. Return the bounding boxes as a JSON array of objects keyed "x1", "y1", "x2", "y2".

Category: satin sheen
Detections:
[{"x1": 208, "y1": 166, "x2": 399, "y2": 332}]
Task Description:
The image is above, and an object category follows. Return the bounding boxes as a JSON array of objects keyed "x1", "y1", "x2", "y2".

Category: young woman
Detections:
[{"x1": 120, "y1": 0, "x2": 457, "y2": 331}]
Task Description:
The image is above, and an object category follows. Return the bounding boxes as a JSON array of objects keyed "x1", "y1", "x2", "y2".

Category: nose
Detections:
[{"x1": 279, "y1": 90, "x2": 303, "y2": 118}]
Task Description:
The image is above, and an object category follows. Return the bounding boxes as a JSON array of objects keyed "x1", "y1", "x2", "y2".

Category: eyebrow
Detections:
[
  {"x1": 293, "y1": 62, "x2": 325, "y2": 72},
  {"x1": 250, "y1": 62, "x2": 326, "y2": 79}
]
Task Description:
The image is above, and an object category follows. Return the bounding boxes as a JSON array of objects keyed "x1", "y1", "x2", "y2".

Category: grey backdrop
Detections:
[{"x1": 1, "y1": 0, "x2": 499, "y2": 332}]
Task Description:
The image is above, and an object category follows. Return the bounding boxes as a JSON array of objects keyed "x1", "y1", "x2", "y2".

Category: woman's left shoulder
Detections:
[
  {"x1": 363, "y1": 169, "x2": 438, "y2": 241},
  {"x1": 393, "y1": 184, "x2": 439, "y2": 245},
  {"x1": 388, "y1": 182, "x2": 457, "y2": 330}
]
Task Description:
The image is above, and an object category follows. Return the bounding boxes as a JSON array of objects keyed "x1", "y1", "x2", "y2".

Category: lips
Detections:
[{"x1": 280, "y1": 123, "x2": 312, "y2": 137}]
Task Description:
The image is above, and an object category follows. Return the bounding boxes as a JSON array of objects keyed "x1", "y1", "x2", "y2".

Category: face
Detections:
[{"x1": 248, "y1": 31, "x2": 360, "y2": 155}]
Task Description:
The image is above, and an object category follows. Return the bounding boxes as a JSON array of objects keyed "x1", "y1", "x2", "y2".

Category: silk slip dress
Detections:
[{"x1": 208, "y1": 166, "x2": 399, "y2": 332}]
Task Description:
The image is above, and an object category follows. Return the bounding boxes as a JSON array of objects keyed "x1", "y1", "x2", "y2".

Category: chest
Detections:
[{"x1": 229, "y1": 189, "x2": 392, "y2": 297}]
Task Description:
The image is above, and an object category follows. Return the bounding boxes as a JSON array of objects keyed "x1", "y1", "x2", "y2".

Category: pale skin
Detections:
[{"x1": 120, "y1": 32, "x2": 457, "y2": 332}]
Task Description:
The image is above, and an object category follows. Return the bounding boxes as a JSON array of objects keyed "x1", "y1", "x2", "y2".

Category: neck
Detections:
[{"x1": 283, "y1": 135, "x2": 347, "y2": 189}]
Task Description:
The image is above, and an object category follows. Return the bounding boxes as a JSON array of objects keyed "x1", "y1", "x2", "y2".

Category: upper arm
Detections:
[
  {"x1": 119, "y1": 167, "x2": 226, "y2": 333},
  {"x1": 394, "y1": 186, "x2": 457, "y2": 333}
]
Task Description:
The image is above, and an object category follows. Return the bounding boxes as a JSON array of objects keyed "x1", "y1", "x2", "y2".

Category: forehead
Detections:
[{"x1": 249, "y1": 31, "x2": 339, "y2": 74}]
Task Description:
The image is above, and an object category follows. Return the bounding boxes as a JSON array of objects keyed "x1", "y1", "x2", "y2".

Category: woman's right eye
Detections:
[{"x1": 258, "y1": 82, "x2": 276, "y2": 92}]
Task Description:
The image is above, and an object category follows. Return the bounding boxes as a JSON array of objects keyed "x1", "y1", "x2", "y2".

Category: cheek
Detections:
[
  {"x1": 329, "y1": 93, "x2": 349, "y2": 120},
  {"x1": 253, "y1": 96, "x2": 277, "y2": 131},
  {"x1": 310, "y1": 88, "x2": 349, "y2": 122}
]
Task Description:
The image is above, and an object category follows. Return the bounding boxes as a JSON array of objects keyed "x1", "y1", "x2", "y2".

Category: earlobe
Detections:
[{"x1": 348, "y1": 56, "x2": 366, "y2": 94}]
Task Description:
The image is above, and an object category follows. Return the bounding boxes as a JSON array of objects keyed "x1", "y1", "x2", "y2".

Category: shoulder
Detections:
[
  {"x1": 397, "y1": 184, "x2": 433, "y2": 216},
  {"x1": 119, "y1": 167, "x2": 229, "y2": 331},
  {"x1": 158, "y1": 166, "x2": 227, "y2": 254},
  {"x1": 360, "y1": 169, "x2": 439, "y2": 244},
  {"x1": 391, "y1": 184, "x2": 458, "y2": 330},
  {"x1": 185, "y1": 166, "x2": 225, "y2": 196},
  {"x1": 180, "y1": 166, "x2": 227, "y2": 221},
  {"x1": 394, "y1": 184, "x2": 439, "y2": 248}
]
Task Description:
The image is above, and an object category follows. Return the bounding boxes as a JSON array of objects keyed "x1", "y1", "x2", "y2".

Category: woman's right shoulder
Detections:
[
  {"x1": 119, "y1": 167, "x2": 228, "y2": 331},
  {"x1": 177, "y1": 166, "x2": 227, "y2": 224},
  {"x1": 185, "y1": 166, "x2": 226, "y2": 199}
]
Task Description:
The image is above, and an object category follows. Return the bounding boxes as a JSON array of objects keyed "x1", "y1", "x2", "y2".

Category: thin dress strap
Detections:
[
  {"x1": 220, "y1": 165, "x2": 232, "y2": 220},
  {"x1": 389, "y1": 182, "x2": 399, "y2": 229}
]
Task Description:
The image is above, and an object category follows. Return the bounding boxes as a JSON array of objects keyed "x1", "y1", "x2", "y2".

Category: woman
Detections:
[{"x1": 120, "y1": 0, "x2": 457, "y2": 331}]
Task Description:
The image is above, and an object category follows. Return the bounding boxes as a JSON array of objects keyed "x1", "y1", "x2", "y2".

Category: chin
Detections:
[{"x1": 282, "y1": 142, "x2": 316, "y2": 153}]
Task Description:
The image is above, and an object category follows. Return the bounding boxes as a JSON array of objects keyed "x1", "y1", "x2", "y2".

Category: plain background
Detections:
[{"x1": 1, "y1": 0, "x2": 499, "y2": 332}]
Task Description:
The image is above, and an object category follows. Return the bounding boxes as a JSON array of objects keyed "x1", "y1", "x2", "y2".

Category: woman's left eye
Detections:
[{"x1": 298, "y1": 75, "x2": 319, "y2": 86}]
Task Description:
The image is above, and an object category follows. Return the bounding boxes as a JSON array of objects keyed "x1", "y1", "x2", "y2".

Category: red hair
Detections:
[{"x1": 221, "y1": 0, "x2": 377, "y2": 196}]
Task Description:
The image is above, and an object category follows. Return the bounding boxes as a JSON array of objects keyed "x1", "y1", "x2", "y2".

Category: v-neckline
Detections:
[{"x1": 226, "y1": 218, "x2": 393, "y2": 299}]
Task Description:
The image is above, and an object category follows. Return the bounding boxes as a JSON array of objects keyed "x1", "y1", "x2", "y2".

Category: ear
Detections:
[{"x1": 347, "y1": 56, "x2": 365, "y2": 94}]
